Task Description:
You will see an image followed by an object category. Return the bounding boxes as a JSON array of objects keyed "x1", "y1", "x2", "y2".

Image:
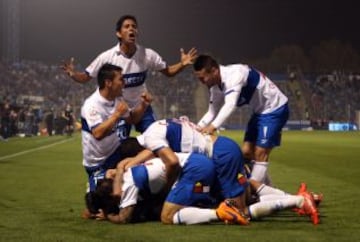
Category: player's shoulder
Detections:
[
  {"x1": 222, "y1": 63, "x2": 248, "y2": 73},
  {"x1": 137, "y1": 44, "x2": 161, "y2": 57},
  {"x1": 96, "y1": 44, "x2": 119, "y2": 58},
  {"x1": 82, "y1": 90, "x2": 100, "y2": 108},
  {"x1": 221, "y1": 64, "x2": 249, "y2": 82}
]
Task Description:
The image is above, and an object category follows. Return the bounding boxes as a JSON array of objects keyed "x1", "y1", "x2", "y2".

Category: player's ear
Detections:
[
  {"x1": 104, "y1": 78, "x2": 113, "y2": 87},
  {"x1": 212, "y1": 66, "x2": 220, "y2": 76},
  {"x1": 116, "y1": 31, "x2": 122, "y2": 39}
]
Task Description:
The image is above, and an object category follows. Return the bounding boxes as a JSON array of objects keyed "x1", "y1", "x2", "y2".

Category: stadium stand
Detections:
[{"x1": 1, "y1": 60, "x2": 359, "y2": 139}]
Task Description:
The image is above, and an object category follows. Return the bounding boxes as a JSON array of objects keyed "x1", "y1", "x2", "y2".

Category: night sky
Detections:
[{"x1": 4, "y1": 0, "x2": 360, "y2": 65}]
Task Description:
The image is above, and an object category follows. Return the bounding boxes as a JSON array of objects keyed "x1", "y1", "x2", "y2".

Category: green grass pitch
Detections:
[{"x1": 0, "y1": 130, "x2": 359, "y2": 242}]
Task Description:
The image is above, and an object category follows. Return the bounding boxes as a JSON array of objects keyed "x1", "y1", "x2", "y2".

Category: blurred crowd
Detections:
[
  {"x1": 1, "y1": 60, "x2": 359, "y2": 140},
  {"x1": 0, "y1": 60, "x2": 94, "y2": 139},
  {"x1": 309, "y1": 71, "x2": 360, "y2": 123},
  {"x1": 146, "y1": 69, "x2": 198, "y2": 120}
]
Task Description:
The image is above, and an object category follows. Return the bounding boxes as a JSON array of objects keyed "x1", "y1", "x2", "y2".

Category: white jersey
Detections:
[
  {"x1": 120, "y1": 153, "x2": 191, "y2": 209},
  {"x1": 198, "y1": 64, "x2": 288, "y2": 128},
  {"x1": 86, "y1": 44, "x2": 167, "y2": 108},
  {"x1": 137, "y1": 117, "x2": 213, "y2": 157},
  {"x1": 81, "y1": 89, "x2": 128, "y2": 167},
  {"x1": 120, "y1": 158, "x2": 166, "y2": 208}
]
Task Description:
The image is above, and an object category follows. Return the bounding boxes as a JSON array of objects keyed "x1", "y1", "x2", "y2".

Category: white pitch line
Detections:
[{"x1": 0, "y1": 138, "x2": 74, "y2": 161}]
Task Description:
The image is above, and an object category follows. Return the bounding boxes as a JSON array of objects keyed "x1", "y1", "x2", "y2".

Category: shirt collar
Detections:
[
  {"x1": 218, "y1": 65, "x2": 225, "y2": 90},
  {"x1": 115, "y1": 43, "x2": 139, "y2": 57},
  {"x1": 96, "y1": 88, "x2": 116, "y2": 107}
]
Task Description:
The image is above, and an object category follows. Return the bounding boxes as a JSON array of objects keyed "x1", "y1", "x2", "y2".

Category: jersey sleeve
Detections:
[
  {"x1": 146, "y1": 48, "x2": 167, "y2": 71},
  {"x1": 82, "y1": 101, "x2": 103, "y2": 130},
  {"x1": 211, "y1": 88, "x2": 240, "y2": 128},
  {"x1": 85, "y1": 52, "x2": 107, "y2": 78},
  {"x1": 119, "y1": 172, "x2": 140, "y2": 208},
  {"x1": 210, "y1": 66, "x2": 246, "y2": 128}
]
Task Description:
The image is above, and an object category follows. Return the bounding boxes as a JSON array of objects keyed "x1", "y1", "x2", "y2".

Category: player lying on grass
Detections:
[
  {"x1": 123, "y1": 117, "x2": 251, "y2": 222},
  {"x1": 93, "y1": 150, "x2": 319, "y2": 225},
  {"x1": 117, "y1": 117, "x2": 320, "y2": 224},
  {"x1": 93, "y1": 152, "x2": 238, "y2": 224},
  {"x1": 92, "y1": 157, "x2": 167, "y2": 223},
  {"x1": 83, "y1": 137, "x2": 154, "y2": 220}
]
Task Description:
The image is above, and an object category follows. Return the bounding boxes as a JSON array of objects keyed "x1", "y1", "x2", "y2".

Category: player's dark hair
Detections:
[
  {"x1": 193, "y1": 54, "x2": 219, "y2": 72},
  {"x1": 116, "y1": 15, "x2": 137, "y2": 31},
  {"x1": 97, "y1": 63, "x2": 123, "y2": 89},
  {"x1": 115, "y1": 15, "x2": 138, "y2": 42},
  {"x1": 94, "y1": 178, "x2": 120, "y2": 215},
  {"x1": 119, "y1": 137, "x2": 145, "y2": 158},
  {"x1": 85, "y1": 191, "x2": 101, "y2": 215}
]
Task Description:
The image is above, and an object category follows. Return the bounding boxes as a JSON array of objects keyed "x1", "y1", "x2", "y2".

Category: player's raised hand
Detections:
[
  {"x1": 115, "y1": 100, "x2": 130, "y2": 117},
  {"x1": 180, "y1": 47, "x2": 198, "y2": 66},
  {"x1": 61, "y1": 57, "x2": 76, "y2": 77}
]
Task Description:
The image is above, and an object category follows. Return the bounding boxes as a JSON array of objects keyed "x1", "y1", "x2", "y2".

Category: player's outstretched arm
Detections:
[
  {"x1": 107, "y1": 205, "x2": 136, "y2": 224},
  {"x1": 161, "y1": 48, "x2": 198, "y2": 77},
  {"x1": 61, "y1": 57, "x2": 92, "y2": 83}
]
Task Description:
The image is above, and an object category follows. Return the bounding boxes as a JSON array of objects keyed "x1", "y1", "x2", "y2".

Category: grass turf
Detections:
[{"x1": 0, "y1": 131, "x2": 359, "y2": 242}]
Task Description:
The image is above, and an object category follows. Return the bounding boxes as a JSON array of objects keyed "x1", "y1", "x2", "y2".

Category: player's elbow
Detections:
[
  {"x1": 160, "y1": 68, "x2": 175, "y2": 77},
  {"x1": 109, "y1": 215, "x2": 130, "y2": 224},
  {"x1": 91, "y1": 129, "x2": 105, "y2": 140},
  {"x1": 167, "y1": 156, "x2": 180, "y2": 167}
]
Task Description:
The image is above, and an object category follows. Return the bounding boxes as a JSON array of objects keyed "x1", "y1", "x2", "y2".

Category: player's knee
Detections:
[
  {"x1": 241, "y1": 144, "x2": 254, "y2": 160},
  {"x1": 254, "y1": 147, "x2": 271, "y2": 161}
]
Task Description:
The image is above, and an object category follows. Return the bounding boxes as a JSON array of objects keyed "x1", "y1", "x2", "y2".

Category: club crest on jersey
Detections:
[
  {"x1": 89, "y1": 108, "x2": 98, "y2": 117},
  {"x1": 193, "y1": 182, "x2": 203, "y2": 193},
  {"x1": 237, "y1": 173, "x2": 247, "y2": 185},
  {"x1": 193, "y1": 182, "x2": 210, "y2": 193}
]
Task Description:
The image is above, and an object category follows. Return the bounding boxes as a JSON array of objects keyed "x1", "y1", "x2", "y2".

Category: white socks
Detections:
[
  {"x1": 172, "y1": 207, "x2": 218, "y2": 225},
  {"x1": 256, "y1": 184, "x2": 288, "y2": 196},
  {"x1": 251, "y1": 161, "x2": 269, "y2": 184},
  {"x1": 249, "y1": 195, "x2": 304, "y2": 220}
]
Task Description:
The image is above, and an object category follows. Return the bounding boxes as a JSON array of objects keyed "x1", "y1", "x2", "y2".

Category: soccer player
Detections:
[
  {"x1": 193, "y1": 54, "x2": 289, "y2": 186},
  {"x1": 81, "y1": 63, "x2": 152, "y2": 195},
  {"x1": 62, "y1": 104, "x2": 75, "y2": 136},
  {"x1": 161, "y1": 152, "x2": 249, "y2": 225},
  {"x1": 62, "y1": 14, "x2": 197, "y2": 133},
  {"x1": 165, "y1": 172, "x2": 319, "y2": 225},
  {"x1": 161, "y1": 151, "x2": 319, "y2": 225},
  {"x1": 94, "y1": 152, "x2": 247, "y2": 225},
  {"x1": 93, "y1": 157, "x2": 167, "y2": 223}
]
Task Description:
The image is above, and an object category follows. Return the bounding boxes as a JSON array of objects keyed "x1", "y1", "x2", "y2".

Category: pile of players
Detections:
[{"x1": 62, "y1": 15, "x2": 322, "y2": 226}]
